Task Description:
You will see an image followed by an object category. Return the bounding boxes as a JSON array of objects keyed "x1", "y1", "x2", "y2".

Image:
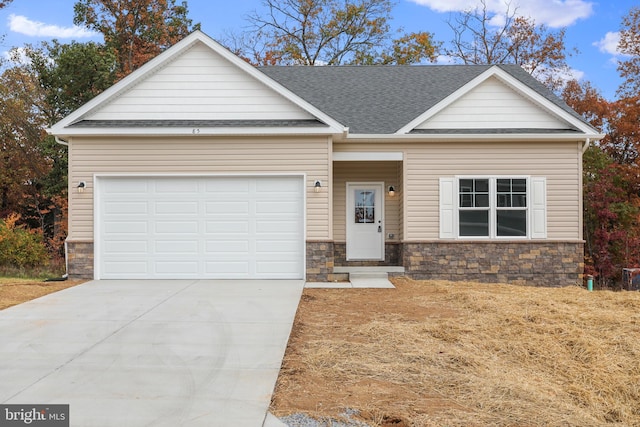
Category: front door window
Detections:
[{"x1": 354, "y1": 190, "x2": 376, "y2": 223}]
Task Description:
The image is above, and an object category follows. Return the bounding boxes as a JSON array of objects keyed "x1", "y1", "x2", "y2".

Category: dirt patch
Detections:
[
  {"x1": 270, "y1": 277, "x2": 640, "y2": 426},
  {"x1": 0, "y1": 278, "x2": 86, "y2": 310}
]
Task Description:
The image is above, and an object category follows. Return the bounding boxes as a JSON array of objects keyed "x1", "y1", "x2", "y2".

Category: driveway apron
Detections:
[{"x1": 0, "y1": 279, "x2": 304, "y2": 426}]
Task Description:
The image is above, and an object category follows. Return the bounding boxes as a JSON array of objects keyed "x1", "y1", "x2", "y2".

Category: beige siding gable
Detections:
[
  {"x1": 416, "y1": 76, "x2": 569, "y2": 130},
  {"x1": 88, "y1": 41, "x2": 315, "y2": 121}
]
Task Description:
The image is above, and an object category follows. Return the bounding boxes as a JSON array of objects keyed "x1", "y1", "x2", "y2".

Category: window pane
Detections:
[
  {"x1": 460, "y1": 194, "x2": 473, "y2": 207},
  {"x1": 512, "y1": 179, "x2": 527, "y2": 192},
  {"x1": 475, "y1": 194, "x2": 489, "y2": 207},
  {"x1": 513, "y1": 194, "x2": 527, "y2": 207},
  {"x1": 460, "y1": 179, "x2": 473, "y2": 193},
  {"x1": 364, "y1": 207, "x2": 375, "y2": 223},
  {"x1": 497, "y1": 194, "x2": 511, "y2": 207},
  {"x1": 475, "y1": 179, "x2": 489, "y2": 193},
  {"x1": 460, "y1": 210, "x2": 489, "y2": 236},
  {"x1": 497, "y1": 210, "x2": 526, "y2": 236},
  {"x1": 497, "y1": 179, "x2": 511, "y2": 192}
]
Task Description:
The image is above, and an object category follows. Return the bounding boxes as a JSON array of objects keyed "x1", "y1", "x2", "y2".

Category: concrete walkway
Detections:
[{"x1": 0, "y1": 279, "x2": 304, "y2": 427}]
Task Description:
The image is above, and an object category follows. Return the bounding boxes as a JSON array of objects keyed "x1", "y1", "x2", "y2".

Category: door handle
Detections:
[{"x1": 378, "y1": 221, "x2": 382, "y2": 233}]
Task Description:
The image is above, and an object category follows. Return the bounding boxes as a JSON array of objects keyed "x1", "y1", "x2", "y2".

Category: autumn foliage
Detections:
[{"x1": 73, "y1": 0, "x2": 198, "y2": 77}]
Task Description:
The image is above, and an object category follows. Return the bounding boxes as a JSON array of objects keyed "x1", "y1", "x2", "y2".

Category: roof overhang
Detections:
[
  {"x1": 52, "y1": 126, "x2": 339, "y2": 138},
  {"x1": 339, "y1": 132, "x2": 605, "y2": 142}
]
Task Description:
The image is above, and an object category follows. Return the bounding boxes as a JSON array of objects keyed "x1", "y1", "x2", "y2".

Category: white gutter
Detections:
[
  {"x1": 54, "y1": 136, "x2": 69, "y2": 146},
  {"x1": 582, "y1": 138, "x2": 591, "y2": 153},
  {"x1": 340, "y1": 133, "x2": 606, "y2": 142}
]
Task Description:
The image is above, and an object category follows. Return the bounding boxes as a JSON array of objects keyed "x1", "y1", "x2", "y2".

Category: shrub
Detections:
[{"x1": 0, "y1": 213, "x2": 49, "y2": 269}]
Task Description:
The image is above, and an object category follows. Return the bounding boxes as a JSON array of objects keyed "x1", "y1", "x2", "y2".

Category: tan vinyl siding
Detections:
[
  {"x1": 417, "y1": 77, "x2": 567, "y2": 130},
  {"x1": 68, "y1": 136, "x2": 330, "y2": 241},
  {"x1": 404, "y1": 141, "x2": 581, "y2": 240},
  {"x1": 89, "y1": 42, "x2": 313, "y2": 121},
  {"x1": 334, "y1": 140, "x2": 582, "y2": 241},
  {"x1": 333, "y1": 161, "x2": 402, "y2": 242}
]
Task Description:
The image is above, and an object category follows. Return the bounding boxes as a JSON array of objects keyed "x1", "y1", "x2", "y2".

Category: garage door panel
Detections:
[
  {"x1": 256, "y1": 220, "x2": 300, "y2": 233},
  {"x1": 155, "y1": 261, "x2": 199, "y2": 275},
  {"x1": 256, "y1": 262, "x2": 300, "y2": 276},
  {"x1": 155, "y1": 240, "x2": 199, "y2": 254},
  {"x1": 206, "y1": 221, "x2": 249, "y2": 233},
  {"x1": 104, "y1": 261, "x2": 148, "y2": 275},
  {"x1": 99, "y1": 176, "x2": 304, "y2": 279},
  {"x1": 155, "y1": 201, "x2": 199, "y2": 215},
  {"x1": 205, "y1": 179, "x2": 250, "y2": 193},
  {"x1": 104, "y1": 179, "x2": 149, "y2": 193},
  {"x1": 206, "y1": 201, "x2": 250, "y2": 215},
  {"x1": 155, "y1": 180, "x2": 199, "y2": 194},
  {"x1": 104, "y1": 241, "x2": 148, "y2": 254},
  {"x1": 205, "y1": 261, "x2": 250, "y2": 276},
  {"x1": 256, "y1": 201, "x2": 301, "y2": 215},
  {"x1": 256, "y1": 240, "x2": 299, "y2": 252},
  {"x1": 155, "y1": 221, "x2": 199, "y2": 234},
  {"x1": 206, "y1": 240, "x2": 249, "y2": 253},
  {"x1": 105, "y1": 202, "x2": 148, "y2": 215},
  {"x1": 104, "y1": 221, "x2": 148, "y2": 234}
]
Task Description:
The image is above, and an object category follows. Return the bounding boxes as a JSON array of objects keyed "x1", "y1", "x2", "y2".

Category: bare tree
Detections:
[
  {"x1": 445, "y1": 0, "x2": 575, "y2": 91},
  {"x1": 231, "y1": 0, "x2": 438, "y2": 66}
]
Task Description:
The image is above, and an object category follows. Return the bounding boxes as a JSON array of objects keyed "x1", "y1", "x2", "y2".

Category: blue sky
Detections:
[{"x1": 0, "y1": 0, "x2": 635, "y2": 100}]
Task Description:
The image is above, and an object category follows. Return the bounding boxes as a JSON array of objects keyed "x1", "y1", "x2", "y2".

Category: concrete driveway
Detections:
[{"x1": 0, "y1": 279, "x2": 304, "y2": 426}]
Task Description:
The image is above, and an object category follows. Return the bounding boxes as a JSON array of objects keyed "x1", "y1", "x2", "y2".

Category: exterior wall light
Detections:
[
  {"x1": 314, "y1": 180, "x2": 322, "y2": 193},
  {"x1": 388, "y1": 185, "x2": 395, "y2": 197},
  {"x1": 77, "y1": 181, "x2": 86, "y2": 193}
]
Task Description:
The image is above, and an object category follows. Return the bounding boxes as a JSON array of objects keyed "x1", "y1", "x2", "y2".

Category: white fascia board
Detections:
[
  {"x1": 395, "y1": 65, "x2": 601, "y2": 136},
  {"x1": 344, "y1": 132, "x2": 606, "y2": 142},
  {"x1": 49, "y1": 31, "x2": 346, "y2": 136},
  {"x1": 333, "y1": 151, "x2": 403, "y2": 161},
  {"x1": 52, "y1": 126, "x2": 339, "y2": 138}
]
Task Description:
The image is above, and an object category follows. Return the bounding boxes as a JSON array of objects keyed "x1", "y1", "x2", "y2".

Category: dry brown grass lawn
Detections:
[
  {"x1": 0, "y1": 278, "x2": 85, "y2": 310},
  {"x1": 271, "y1": 277, "x2": 640, "y2": 427}
]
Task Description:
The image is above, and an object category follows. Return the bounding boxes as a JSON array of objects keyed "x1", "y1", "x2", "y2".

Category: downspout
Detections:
[
  {"x1": 55, "y1": 136, "x2": 69, "y2": 146},
  {"x1": 58, "y1": 135, "x2": 69, "y2": 280},
  {"x1": 582, "y1": 137, "x2": 591, "y2": 153}
]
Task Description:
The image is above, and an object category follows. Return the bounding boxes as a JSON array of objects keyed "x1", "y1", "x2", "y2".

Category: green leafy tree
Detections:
[
  {"x1": 233, "y1": 0, "x2": 438, "y2": 65},
  {"x1": 73, "y1": 0, "x2": 199, "y2": 77},
  {"x1": 26, "y1": 41, "x2": 117, "y2": 123}
]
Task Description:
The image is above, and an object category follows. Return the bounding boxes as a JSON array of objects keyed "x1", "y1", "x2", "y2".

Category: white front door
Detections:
[{"x1": 346, "y1": 182, "x2": 384, "y2": 260}]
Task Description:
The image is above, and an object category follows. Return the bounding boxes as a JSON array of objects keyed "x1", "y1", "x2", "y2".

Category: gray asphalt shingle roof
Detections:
[{"x1": 259, "y1": 64, "x2": 584, "y2": 134}]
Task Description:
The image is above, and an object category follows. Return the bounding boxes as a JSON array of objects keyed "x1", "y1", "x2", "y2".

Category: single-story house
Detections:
[{"x1": 49, "y1": 30, "x2": 603, "y2": 286}]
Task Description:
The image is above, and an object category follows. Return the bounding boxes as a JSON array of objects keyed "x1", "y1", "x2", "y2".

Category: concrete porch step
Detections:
[
  {"x1": 348, "y1": 272, "x2": 395, "y2": 288},
  {"x1": 306, "y1": 266, "x2": 402, "y2": 288}
]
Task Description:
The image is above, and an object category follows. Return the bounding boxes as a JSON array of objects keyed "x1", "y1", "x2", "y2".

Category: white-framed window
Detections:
[{"x1": 439, "y1": 176, "x2": 547, "y2": 239}]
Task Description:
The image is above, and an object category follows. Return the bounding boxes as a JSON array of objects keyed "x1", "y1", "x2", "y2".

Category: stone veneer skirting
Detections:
[
  {"x1": 402, "y1": 241, "x2": 584, "y2": 287},
  {"x1": 66, "y1": 240, "x2": 94, "y2": 279},
  {"x1": 68, "y1": 239, "x2": 583, "y2": 286}
]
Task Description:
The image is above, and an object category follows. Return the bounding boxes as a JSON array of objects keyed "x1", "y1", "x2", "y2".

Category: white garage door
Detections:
[{"x1": 97, "y1": 176, "x2": 304, "y2": 279}]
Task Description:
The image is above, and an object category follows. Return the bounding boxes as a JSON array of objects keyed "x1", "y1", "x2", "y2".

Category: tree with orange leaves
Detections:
[
  {"x1": 73, "y1": 0, "x2": 199, "y2": 78},
  {"x1": 234, "y1": 0, "x2": 438, "y2": 66}
]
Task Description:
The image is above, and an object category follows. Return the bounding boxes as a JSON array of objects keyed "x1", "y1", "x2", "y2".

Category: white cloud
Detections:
[
  {"x1": 8, "y1": 14, "x2": 98, "y2": 38},
  {"x1": 593, "y1": 31, "x2": 624, "y2": 56},
  {"x1": 435, "y1": 54, "x2": 457, "y2": 64},
  {"x1": 408, "y1": 0, "x2": 594, "y2": 28}
]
